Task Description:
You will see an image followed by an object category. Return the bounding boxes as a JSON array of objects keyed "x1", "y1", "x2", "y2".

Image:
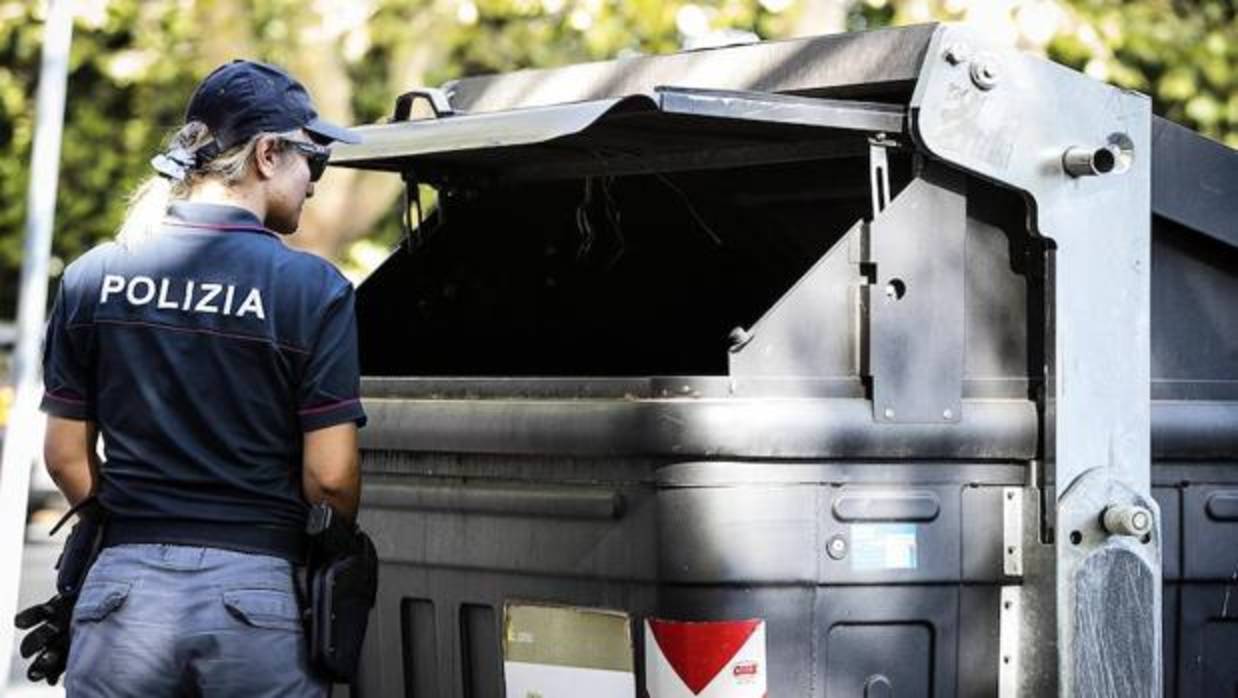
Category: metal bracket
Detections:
[
  {"x1": 1003, "y1": 487, "x2": 1024, "y2": 577},
  {"x1": 868, "y1": 135, "x2": 894, "y2": 219},
  {"x1": 999, "y1": 586, "x2": 1021, "y2": 698},
  {"x1": 864, "y1": 166, "x2": 966, "y2": 424}
]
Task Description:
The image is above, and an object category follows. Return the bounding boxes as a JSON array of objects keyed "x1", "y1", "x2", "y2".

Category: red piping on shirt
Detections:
[
  {"x1": 92, "y1": 318, "x2": 310, "y2": 355},
  {"x1": 44, "y1": 390, "x2": 87, "y2": 405},
  {"x1": 163, "y1": 219, "x2": 280, "y2": 238},
  {"x1": 298, "y1": 398, "x2": 361, "y2": 416}
]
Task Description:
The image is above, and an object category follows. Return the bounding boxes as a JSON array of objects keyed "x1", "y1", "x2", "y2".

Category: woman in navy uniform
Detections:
[{"x1": 35, "y1": 60, "x2": 366, "y2": 697}]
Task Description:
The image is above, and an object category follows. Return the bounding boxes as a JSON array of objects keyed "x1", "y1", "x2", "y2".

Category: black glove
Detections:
[
  {"x1": 14, "y1": 593, "x2": 74, "y2": 685},
  {"x1": 12, "y1": 498, "x2": 105, "y2": 686}
]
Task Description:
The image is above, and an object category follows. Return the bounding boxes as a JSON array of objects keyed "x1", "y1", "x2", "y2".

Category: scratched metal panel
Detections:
[{"x1": 1072, "y1": 545, "x2": 1160, "y2": 697}]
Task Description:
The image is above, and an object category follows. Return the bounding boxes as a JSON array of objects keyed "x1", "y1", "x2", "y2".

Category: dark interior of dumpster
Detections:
[{"x1": 354, "y1": 140, "x2": 1041, "y2": 379}]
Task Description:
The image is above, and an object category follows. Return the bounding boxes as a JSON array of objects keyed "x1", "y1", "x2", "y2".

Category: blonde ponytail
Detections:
[
  {"x1": 115, "y1": 176, "x2": 176, "y2": 247},
  {"x1": 116, "y1": 121, "x2": 289, "y2": 247}
]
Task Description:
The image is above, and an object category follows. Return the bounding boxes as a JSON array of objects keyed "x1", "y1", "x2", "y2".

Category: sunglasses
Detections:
[{"x1": 280, "y1": 138, "x2": 331, "y2": 182}]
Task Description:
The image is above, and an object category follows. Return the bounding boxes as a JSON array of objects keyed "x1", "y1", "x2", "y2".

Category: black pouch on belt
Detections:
[{"x1": 305, "y1": 503, "x2": 379, "y2": 683}]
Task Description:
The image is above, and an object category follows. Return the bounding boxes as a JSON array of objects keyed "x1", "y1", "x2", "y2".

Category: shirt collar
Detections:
[{"x1": 165, "y1": 202, "x2": 278, "y2": 237}]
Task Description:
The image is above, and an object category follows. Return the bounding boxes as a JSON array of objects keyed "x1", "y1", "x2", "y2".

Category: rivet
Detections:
[{"x1": 827, "y1": 535, "x2": 848, "y2": 560}]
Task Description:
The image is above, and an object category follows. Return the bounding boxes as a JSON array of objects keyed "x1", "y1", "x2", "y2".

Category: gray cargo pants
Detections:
[{"x1": 64, "y1": 543, "x2": 326, "y2": 697}]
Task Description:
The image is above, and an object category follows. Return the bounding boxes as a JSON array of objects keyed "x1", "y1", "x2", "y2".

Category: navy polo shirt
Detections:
[{"x1": 40, "y1": 202, "x2": 366, "y2": 533}]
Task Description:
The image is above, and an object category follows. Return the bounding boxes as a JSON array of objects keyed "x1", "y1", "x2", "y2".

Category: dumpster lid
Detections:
[
  {"x1": 330, "y1": 87, "x2": 905, "y2": 178},
  {"x1": 442, "y1": 24, "x2": 939, "y2": 114}
]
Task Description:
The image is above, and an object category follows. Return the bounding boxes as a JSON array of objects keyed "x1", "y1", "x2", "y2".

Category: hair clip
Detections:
[{"x1": 150, "y1": 145, "x2": 196, "y2": 182}]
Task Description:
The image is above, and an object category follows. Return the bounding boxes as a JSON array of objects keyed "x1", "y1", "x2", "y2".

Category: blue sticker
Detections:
[{"x1": 850, "y1": 523, "x2": 918, "y2": 571}]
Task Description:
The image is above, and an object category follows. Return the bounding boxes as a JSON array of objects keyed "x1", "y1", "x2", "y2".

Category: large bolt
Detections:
[
  {"x1": 1102, "y1": 505, "x2": 1153, "y2": 537},
  {"x1": 970, "y1": 56, "x2": 1000, "y2": 90}
]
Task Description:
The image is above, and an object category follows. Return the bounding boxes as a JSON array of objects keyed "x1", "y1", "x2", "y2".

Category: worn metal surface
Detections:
[
  {"x1": 1071, "y1": 543, "x2": 1159, "y2": 693},
  {"x1": 360, "y1": 378, "x2": 1238, "y2": 461},
  {"x1": 1058, "y1": 468, "x2": 1162, "y2": 697},
  {"x1": 362, "y1": 480, "x2": 624, "y2": 519},
  {"x1": 360, "y1": 394, "x2": 1039, "y2": 459},
  {"x1": 911, "y1": 25, "x2": 1158, "y2": 697},
  {"x1": 866, "y1": 167, "x2": 966, "y2": 423},
  {"x1": 442, "y1": 24, "x2": 939, "y2": 113}
]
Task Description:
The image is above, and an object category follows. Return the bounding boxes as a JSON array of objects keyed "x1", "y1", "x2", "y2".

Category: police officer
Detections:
[{"x1": 31, "y1": 60, "x2": 366, "y2": 696}]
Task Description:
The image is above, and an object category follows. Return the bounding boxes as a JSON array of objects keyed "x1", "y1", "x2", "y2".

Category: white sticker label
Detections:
[{"x1": 850, "y1": 523, "x2": 918, "y2": 570}]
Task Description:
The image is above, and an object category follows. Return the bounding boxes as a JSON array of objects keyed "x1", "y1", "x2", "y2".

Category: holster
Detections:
[
  {"x1": 54, "y1": 497, "x2": 106, "y2": 596},
  {"x1": 305, "y1": 504, "x2": 378, "y2": 683}
]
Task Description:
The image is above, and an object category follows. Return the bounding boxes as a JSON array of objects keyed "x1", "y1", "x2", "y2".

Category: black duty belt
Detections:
[{"x1": 103, "y1": 518, "x2": 307, "y2": 564}]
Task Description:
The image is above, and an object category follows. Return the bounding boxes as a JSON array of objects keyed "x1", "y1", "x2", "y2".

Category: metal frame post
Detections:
[{"x1": 911, "y1": 25, "x2": 1158, "y2": 697}]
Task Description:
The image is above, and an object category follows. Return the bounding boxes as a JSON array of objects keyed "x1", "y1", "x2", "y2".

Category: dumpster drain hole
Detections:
[
  {"x1": 885, "y1": 278, "x2": 907, "y2": 300},
  {"x1": 1069, "y1": 530, "x2": 1083, "y2": 545}
]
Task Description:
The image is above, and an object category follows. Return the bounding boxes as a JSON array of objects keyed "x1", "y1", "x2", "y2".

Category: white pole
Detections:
[{"x1": 0, "y1": 0, "x2": 74, "y2": 688}]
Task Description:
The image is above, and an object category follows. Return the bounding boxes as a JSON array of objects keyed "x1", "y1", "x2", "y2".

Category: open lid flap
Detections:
[{"x1": 330, "y1": 87, "x2": 905, "y2": 180}]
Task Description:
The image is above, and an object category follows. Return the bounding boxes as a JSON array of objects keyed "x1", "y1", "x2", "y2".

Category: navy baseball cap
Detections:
[{"x1": 186, "y1": 59, "x2": 360, "y2": 154}]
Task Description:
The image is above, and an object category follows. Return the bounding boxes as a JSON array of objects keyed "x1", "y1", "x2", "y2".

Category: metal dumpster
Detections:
[{"x1": 331, "y1": 23, "x2": 1238, "y2": 698}]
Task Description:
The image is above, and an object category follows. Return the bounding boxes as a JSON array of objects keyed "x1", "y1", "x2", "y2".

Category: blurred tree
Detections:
[{"x1": 0, "y1": 0, "x2": 1233, "y2": 313}]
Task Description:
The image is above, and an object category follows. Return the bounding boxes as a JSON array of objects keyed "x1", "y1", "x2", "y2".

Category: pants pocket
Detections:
[
  {"x1": 222, "y1": 589, "x2": 303, "y2": 632},
  {"x1": 73, "y1": 581, "x2": 131, "y2": 624}
]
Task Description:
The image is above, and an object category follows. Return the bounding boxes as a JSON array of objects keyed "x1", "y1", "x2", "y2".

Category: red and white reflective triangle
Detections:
[{"x1": 644, "y1": 619, "x2": 767, "y2": 698}]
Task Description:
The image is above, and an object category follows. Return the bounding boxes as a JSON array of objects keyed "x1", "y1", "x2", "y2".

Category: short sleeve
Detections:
[
  {"x1": 40, "y1": 285, "x2": 95, "y2": 420},
  {"x1": 298, "y1": 284, "x2": 367, "y2": 431}
]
